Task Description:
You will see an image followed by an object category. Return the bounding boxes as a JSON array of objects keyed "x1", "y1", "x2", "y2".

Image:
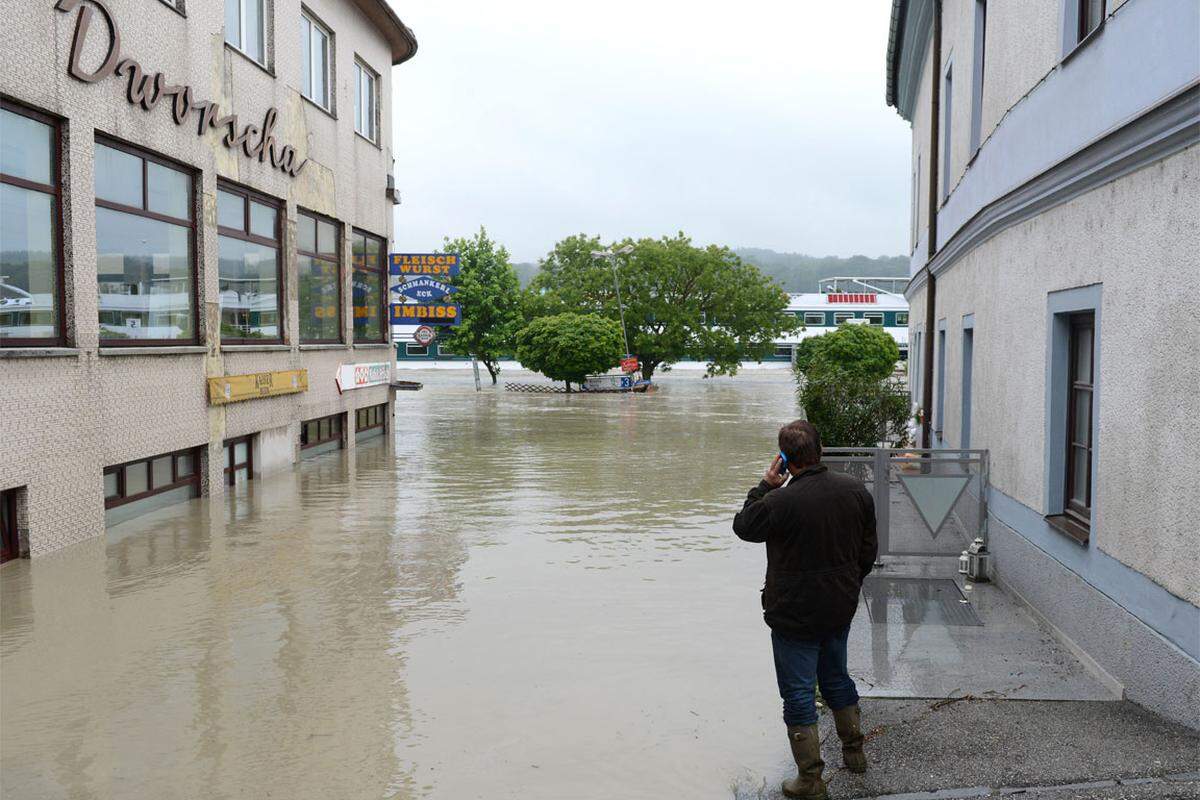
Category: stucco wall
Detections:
[
  {"x1": 974, "y1": 0, "x2": 1061, "y2": 150},
  {"x1": 0, "y1": 0, "x2": 403, "y2": 555},
  {"x1": 928, "y1": 144, "x2": 1200, "y2": 605}
]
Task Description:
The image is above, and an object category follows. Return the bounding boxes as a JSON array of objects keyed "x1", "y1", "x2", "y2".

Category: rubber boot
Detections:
[
  {"x1": 782, "y1": 724, "x2": 828, "y2": 799},
  {"x1": 832, "y1": 704, "x2": 867, "y2": 773}
]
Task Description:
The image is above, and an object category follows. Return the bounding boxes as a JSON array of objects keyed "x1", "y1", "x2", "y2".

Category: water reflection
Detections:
[{"x1": 2, "y1": 370, "x2": 805, "y2": 799}]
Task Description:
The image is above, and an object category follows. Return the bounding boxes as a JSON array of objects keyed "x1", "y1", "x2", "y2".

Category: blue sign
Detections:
[
  {"x1": 392, "y1": 277, "x2": 458, "y2": 301},
  {"x1": 391, "y1": 303, "x2": 462, "y2": 327},
  {"x1": 390, "y1": 253, "x2": 461, "y2": 278}
]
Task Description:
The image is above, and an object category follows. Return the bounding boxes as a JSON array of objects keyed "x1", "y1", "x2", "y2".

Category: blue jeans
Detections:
[{"x1": 771, "y1": 625, "x2": 859, "y2": 726}]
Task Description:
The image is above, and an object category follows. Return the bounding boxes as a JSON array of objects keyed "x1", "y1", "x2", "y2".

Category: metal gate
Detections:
[{"x1": 822, "y1": 448, "x2": 989, "y2": 560}]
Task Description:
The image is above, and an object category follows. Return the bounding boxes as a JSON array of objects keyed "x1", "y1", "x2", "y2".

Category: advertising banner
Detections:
[
  {"x1": 208, "y1": 370, "x2": 307, "y2": 405},
  {"x1": 392, "y1": 277, "x2": 458, "y2": 301}
]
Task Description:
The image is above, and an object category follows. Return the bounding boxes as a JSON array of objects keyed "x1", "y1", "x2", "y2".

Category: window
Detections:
[
  {"x1": 803, "y1": 312, "x2": 826, "y2": 326},
  {"x1": 897, "y1": 312, "x2": 909, "y2": 326},
  {"x1": 774, "y1": 345, "x2": 793, "y2": 359},
  {"x1": 95, "y1": 140, "x2": 197, "y2": 345},
  {"x1": 864, "y1": 312, "x2": 885, "y2": 326},
  {"x1": 935, "y1": 327, "x2": 946, "y2": 438},
  {"x1": 300, "y1": 10, "x2": 332, "y2": 111},
  {"x1": 1, "y1": 103, "x2": 62, "y2": 346},
  {"x1": 225, "y1": 0, "x2": 267, "y2": 66},
  {"x1": 224, "y1": 435, "x2": 252, "y2": 486},
  {"x1": 834, "y1": 312, "x2": 854, "y2": 324},
  {"x1": 1, "y1": 488, "x2": 20, "y2": 563},
  {"x1": 158, "y1": 0, "x2": 185, "y2": 13},
  {"x1": 911, "y1": 154, "x2": 920, "y2": 250},
  {"x1": 355, "y1": 403, "x2": 387, "y2": 433},
  {"x1": 300, "y1": 412, "x2": 344, "y2": 450},
  {"x1": 354, "y1": 60, "x2": 378, "y2": 142},
  {"x1": 352, "y1": 229, "x2": 386, "y2": 343},
  {"x1": 970, "y1": 0, "x2": 987, "y2": 154},
  {"x1": 217, "y1": 183, "x2": 282, "y2": 343},
  {"x1": 1078, "y1": 0, "x2": 1105, "y2": 42},
  {"x1": 297, "y1": 210, "x2": 341, "y2": 343},
  {"x1": 961, "y1": 326, "x2": 974, "y2": 449},
  {"x1": 1065, "y1": 313, "x2": 1094, "y2": 525},
  {"x1": 942, "y1": 63, "x2": 953, "y2": 201},
  {"x1": 406, "y1": 343, "x2": 428, "y2": 356},
  {"x1": 104, "y1": 447, "x2": 201, "y2": 510}
]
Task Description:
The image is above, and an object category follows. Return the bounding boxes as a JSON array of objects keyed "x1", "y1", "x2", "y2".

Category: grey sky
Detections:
[{"x1": 388, "y1": 1, "x2": 912, "y2": 263}]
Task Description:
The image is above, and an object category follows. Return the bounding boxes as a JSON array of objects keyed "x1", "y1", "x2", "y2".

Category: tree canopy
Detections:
[
  {"x1": 436, "y1": 228, "x2": 523, "y2": 383},
  {"x1": 514, "y1": 313, "x2": 624, "y2": 391},
  {"x1": 794, "y1": 322, "x2": 900, "y2": 381},
  {"x1": 524, "y1": 233, "x2": 797, "y2": 380}
]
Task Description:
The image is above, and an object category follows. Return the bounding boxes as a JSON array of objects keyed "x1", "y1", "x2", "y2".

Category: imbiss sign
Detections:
[{"x1": 55, "y1": 0, "x2": 307, "y2": 176}]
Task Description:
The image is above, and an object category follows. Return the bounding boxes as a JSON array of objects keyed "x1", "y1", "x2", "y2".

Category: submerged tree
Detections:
[
  {"x1": 525, "y1": 233, "x2": 797, "y2": 381},
  {"x1": 514, "y1": 313, "x2": 623, "y2": 391},
  {"x1": 436, "y1": 228, "x2": 523, "y2": 384},
  {"x1": 795, "y1": 323, "x2": 909, "y2": 447}
]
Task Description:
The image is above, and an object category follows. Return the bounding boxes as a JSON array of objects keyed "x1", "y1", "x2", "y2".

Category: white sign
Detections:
[
  {"x1": 414, "y1": 325, "x2": 436, "y2": 346},
  {"x1": 335, "y1": 362, "x2": 390, "y2": 393}
]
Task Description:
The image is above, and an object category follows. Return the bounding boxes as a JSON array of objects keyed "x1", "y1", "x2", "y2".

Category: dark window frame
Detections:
[
  {"x1": 103, "y1": 447, "x2": 202, "y2": 510},
  {"x1": 297, "y1": 208, "x2": 342, "y2": 344},
  {"x1": 1064, "y1": 312, "x2": 1094, "y2": 527},
  {"x1": 300, "y1": 412, "x2": 345, "y2": 450},
  {"x1": 224, "y1": 434, "x2": 253, "y2": 486},
  {"x1": 803, "y1": 312, "x2": 826, "y2": 326},
  {"x1": 896, "y1": 312, "x2": 910, "y2": 326},
  {"x1": 1, "y1": 488, "x2": 20, "y2": 564},
  {"x1": 94, "y1": 134, "x2": 200, "y2": 347},
  {"x1": 351, "y1": 227, "x2": 387, "y2": 344},
  {"x1": 217, "y1": 180, "x2": 285, "y2": 345},
  {"x1": 1, "y1": 98, "x2": 66, "y2": 348},
  {"x1": 355, "y1": 403, "x2": 387, "y2": 433}
]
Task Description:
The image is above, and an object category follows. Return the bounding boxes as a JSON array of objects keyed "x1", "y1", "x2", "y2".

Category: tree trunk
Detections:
[
  {"x1": 485, "y1": 359, "x2": 499, "y2": 384},
  {"x1": 565, "y1": 381, "x2": 573, "y2": 393},
  {"x1": 641, "y1": 361, "x2": 659, "y2": 383}
]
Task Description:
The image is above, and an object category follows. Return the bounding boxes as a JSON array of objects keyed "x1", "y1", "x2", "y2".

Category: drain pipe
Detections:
[{"x1": 921, "y1": 0, "x2": 942, "y2": 450}]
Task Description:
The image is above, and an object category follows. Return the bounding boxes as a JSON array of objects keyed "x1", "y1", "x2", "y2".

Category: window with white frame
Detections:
[
  {"x1": 804, "y1": 312, "x2": 827, "y2": 326},
  {"x1": 301, "y1": 10, "x2": 332, "y2": 111},
  {"x1": 354, "y1": 60, "x2": 378, "y2": 142},
  {"x1": 225, "y1": 0, "x2": 267, "y2": 66}
]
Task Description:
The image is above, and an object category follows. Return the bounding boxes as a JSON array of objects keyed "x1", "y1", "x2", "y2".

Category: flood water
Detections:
[{"x1": 0, "y1": 369, "x2": 810, "y2": 800}]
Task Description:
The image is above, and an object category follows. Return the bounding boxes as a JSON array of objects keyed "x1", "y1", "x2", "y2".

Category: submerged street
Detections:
[{"x1": 2, "y1": 371, "x2": 1196, "y2": 800}]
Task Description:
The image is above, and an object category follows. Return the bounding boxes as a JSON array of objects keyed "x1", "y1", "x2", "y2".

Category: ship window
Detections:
[
  {"x1": 834, "y1": 312, "x2": 854, "y2": 324},
  {"x1": 406, "y1": 343, "x2": 428, "y2": 356},
  {"x1": 864, "y1": 312, "x2": 884, "y2": 326},
  {"x1": 897, "y1": 312, "x2": 909, "y2": 326},
  {"x1": 803, "y1": 312, "x2": 826, "y2": 326}
]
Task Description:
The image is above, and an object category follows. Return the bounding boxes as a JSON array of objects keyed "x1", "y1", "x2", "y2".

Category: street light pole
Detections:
[{"x1": 591, "y1": 245, "x2": 634, "y2": 358}]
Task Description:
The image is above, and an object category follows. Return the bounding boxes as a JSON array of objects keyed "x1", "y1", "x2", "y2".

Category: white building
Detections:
[{"x1": 887, "y1": 0, "x2": 1199, "y2": 727}]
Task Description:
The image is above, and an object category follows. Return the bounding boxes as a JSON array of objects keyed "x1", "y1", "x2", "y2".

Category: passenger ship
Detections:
[{"x1": 393, "y1": 276, "x2": 909, "y2": 366}]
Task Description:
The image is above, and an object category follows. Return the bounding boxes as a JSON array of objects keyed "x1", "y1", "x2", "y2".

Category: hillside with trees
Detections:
[{"x1": 512, "y1": 249, "x2": 907, "y2": 292}]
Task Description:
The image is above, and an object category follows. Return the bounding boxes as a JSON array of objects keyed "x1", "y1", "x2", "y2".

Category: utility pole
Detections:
[{"x1": 590, "y1": 245, "x2": 634, "y2": 359}]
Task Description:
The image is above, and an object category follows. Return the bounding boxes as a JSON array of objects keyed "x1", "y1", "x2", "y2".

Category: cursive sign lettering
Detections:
[{"x1": 55, "y1": 0, "x2": 307, "y2": 177}]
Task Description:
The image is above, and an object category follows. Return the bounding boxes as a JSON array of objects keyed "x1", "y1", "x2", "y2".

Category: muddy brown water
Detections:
[{"x1": 2, "y1": 369, "x2": 807, "y2": 800}]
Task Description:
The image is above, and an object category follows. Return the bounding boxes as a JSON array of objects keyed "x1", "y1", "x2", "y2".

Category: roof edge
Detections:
[{"x1": 355, "y1": 0, "x2": 418, "y2": 66}]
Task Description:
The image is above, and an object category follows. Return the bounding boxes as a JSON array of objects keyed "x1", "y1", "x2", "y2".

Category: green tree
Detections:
[
  {"x1": 795, "y1": 323, "x2": 908, "y2": 447},
  {"x1": 525, "y1": 233, "x2": 798, "y2": 381},
  {"x1": 514, "y1": 313, "x2": 623, "y2": 391},
  {"x1": 436, "y1": 227, "x2": 523, "y2": 384}
]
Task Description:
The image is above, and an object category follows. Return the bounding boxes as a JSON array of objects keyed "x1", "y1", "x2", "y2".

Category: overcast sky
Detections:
[{"x1": 388, "y1": 1, "x2": 912, "y2": 264}]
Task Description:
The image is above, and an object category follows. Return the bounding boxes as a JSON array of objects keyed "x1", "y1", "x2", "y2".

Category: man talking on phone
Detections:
[{"x1": 733, "y1": 420, "x2": 877, "y2": 800}]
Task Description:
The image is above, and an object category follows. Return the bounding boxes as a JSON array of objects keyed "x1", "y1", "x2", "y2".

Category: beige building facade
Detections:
[
  {"x1": 1, "y1": 0, "x2": 416, "y2": 557},
  {"x1": 888, "y1": 0, "x2": 1199, "y2": 727}
]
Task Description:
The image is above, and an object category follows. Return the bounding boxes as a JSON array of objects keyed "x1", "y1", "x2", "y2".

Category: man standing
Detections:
[{"x1": 733, "y1": 420, "x2": 877, "y2": 800}]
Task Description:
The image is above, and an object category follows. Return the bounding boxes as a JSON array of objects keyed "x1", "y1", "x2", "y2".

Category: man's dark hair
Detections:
[{"x1": 778, "y1": 420, "x2": 822, "y2": 468}]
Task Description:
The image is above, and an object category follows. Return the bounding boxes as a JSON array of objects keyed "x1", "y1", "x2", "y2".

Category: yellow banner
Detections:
[{"x1": 207, "y1": 369, "x2": 308, "y2": 405}]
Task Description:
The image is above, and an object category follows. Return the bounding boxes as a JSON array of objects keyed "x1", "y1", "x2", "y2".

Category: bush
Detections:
[{"x1": 515, "y1": 313, "x2": 624, "y2": 391}]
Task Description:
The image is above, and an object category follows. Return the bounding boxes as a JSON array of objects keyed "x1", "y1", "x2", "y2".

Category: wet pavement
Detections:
[{"x1": 0, "y1": 370, "x2": 1192, "y2": 799}]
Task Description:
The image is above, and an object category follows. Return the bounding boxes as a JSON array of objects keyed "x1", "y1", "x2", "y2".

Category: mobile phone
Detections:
[{"x1": 776, "y1": 450, "x2": 789, "y2": 475}]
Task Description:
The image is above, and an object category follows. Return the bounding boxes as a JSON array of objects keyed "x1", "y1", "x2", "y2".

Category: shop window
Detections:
[
  {"x1": 300, "y1": 412, "x2": 344, "y2": 450},
  {"x1": 226, "y1": 0, "x2": 268, "y2": 67},
  {"x1": 104, "y1": 447, "x2": 201, "y2": 511},
  {"x1": 298, "y1": 209, "x2": 341, "y2": 343},
  {"x1": 224, "y1": 435, "x2": 253, "y2": 485},
  {"x1": 1, "y1": 488, "x2": 21, "y2": 563},
  {"x1": 301, "y1": 10, "x2": 333, "y2": 111},
  {"x1": 1, "y1": 102, "x2": 63, "y2": 346},
  {"x1": 95, "y1": 140, "x2": 197, "y2": 345},
  {"x1": 351, "y1": 229, "x2": 386, "y2": 343},
  {"x1": 217, "y1": 183, "x2": 282, "y2": 343},
  {"x1": 354, "y1": 59, "x2": 378, "y2": 142},
  {"x1": 355, "y1": 403, "x2": 387, "y2": 433},
  {"x1": 803, "y1": 312, "x2": 826, "y2": 326}
]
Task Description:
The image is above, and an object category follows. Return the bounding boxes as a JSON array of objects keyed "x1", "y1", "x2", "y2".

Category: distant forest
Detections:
[{"x1": 512, "y1": 249, "x2": 909, "y2": 293}]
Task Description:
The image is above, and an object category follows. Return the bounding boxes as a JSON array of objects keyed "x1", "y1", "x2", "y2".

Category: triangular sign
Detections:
[{"x1": 897, "y1": 474, "x2": 971, "y2": 538}]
